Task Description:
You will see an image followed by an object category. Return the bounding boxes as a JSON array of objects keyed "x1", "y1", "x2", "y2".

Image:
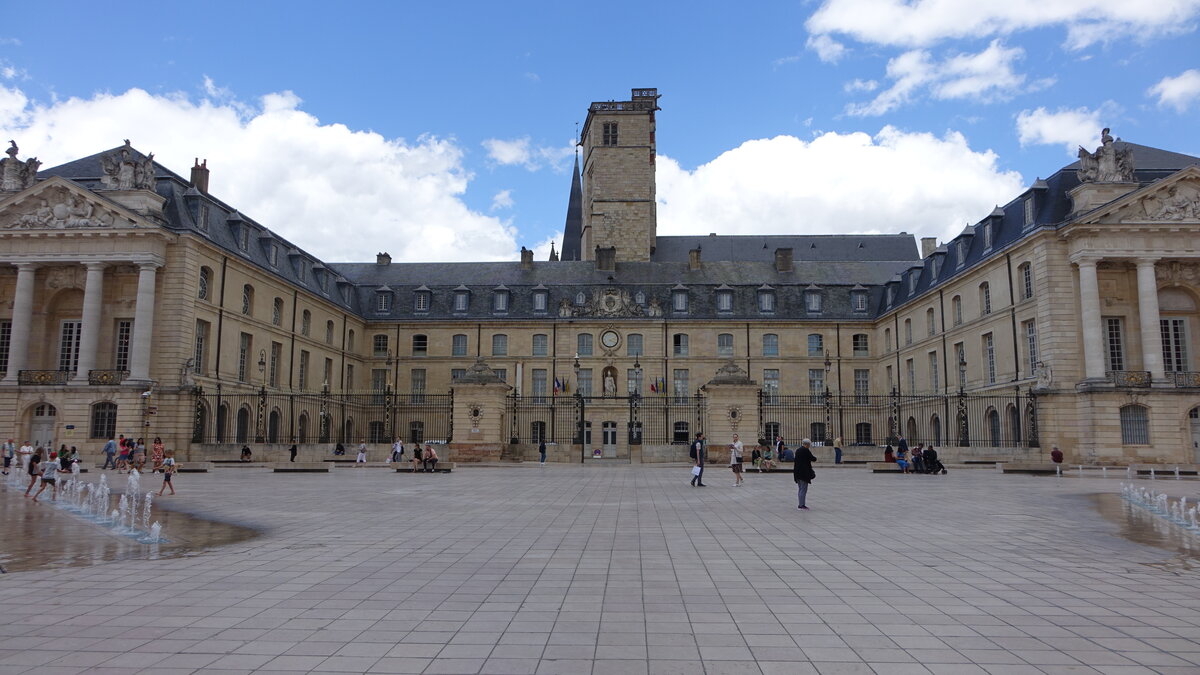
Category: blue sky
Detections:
[{"x1": 1, "y1": 1, "x2": 1198, "y2": 262}]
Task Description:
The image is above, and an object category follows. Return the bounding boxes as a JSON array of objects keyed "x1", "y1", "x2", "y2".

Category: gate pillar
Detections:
[
  {"x1": 448, "y1": 359, "x2": 512, "y2": 463},
  {"x1": 701, "y1": 361, "x2": 761, "y2": 462}
]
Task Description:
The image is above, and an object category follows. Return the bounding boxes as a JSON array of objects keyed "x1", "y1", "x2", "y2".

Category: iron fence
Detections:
[
  {"x1": 504, "y1": 393, "x2": 705, "y2": 446},
  {"x1": 192, "y1": 388, "x2": 452, "y2": 445},
  {"x1": 759, "y1": 390, "x2": 1038, "y2": 449}
]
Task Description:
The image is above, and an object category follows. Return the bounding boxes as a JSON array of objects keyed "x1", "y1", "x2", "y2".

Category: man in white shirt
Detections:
[
  {"x1": 356, "y1": 442, "x2": 368, "y2": 463},
  {"x1": 17, "y1": 441, "x2": 33, "y2": 473},
  {"x1": 390, "y1": 439, "x2": 404, "y2": 464}
]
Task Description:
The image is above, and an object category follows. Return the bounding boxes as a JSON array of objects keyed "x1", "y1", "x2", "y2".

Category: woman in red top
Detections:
[{"x1": 151, "y1": 437, "x2": 165, "y2": 473}]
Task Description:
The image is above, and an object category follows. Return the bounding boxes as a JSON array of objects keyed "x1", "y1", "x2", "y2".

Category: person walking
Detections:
[
  {"x1": 690, "y1": 432, "x2": 706, "y2": 487},
  {"x1": 730, "y1": 439, "x2": 744, "y2": 487},
  {"x1": 288, "y1": 444, "x2": 298, "y2": 462},
  {"x1": 833, "y1": 436, "x2": 843, "y2": 464},
  {"x1": 101, "y1": 435, "x2": 117, "y2": 470},
  {"x1": 391, "y1": 438, "x2": 404, "y2": 464},
  {"x1": 1, "y1": 438, "x2": 14, "y2": 475},
  {"x1": 538, "y1": 440, "x2": 547, "y2": 466},
  {"x1": 158, "y1": 450, "x2": 177, "y2": 496},
  {"x1": 117, "y1": 440, "x2": 131, "y2": 472},
  {"x1": 793, "y1": 438, "x2": 817, "y2": 510},
  {"x1": 30, "y1": 451, "x2": 61, "y2": 503},
  {"x1": 423, "y1": 444, "x2": 439, "y2": 472},
  {"x1": 23, "y1": 449, "x2": 42, "y2": 497}
]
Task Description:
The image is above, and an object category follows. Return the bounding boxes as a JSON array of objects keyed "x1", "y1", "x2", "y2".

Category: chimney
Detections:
[
  {"x1": 595, "y1": 246, "x2": 616, "y2": 271},
  {"x1": 920, "y1": 237, "x2": 937, "y2": 258},
  {"x1": 190, "y1": 158, "x2": 209, "y2": 194},
  {"x1": 520, "y1": 246, "x2": 533, "y2": 270},
  {"x1": 688, "y1": 248, "x2": 702, "y2": 270},
  {"x1": 376, "y1": 252, "x2": 391, "y2": 265},
  {"x1": 774, "y1": 248, "x2": 793, "y2": 273}
]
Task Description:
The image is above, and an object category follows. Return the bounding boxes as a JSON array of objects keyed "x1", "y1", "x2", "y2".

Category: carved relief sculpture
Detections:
[
  {"x1": 3, "y1": 186, "x2": 117, "y2": 229},
  {"x1": 1076, "y1": 128, "x2": 1135, "y2": 183},
  {"x1": 0, "y1": 141, "x2": 40, "y2": 192},
  {"x1": 556, "y1": 288, "x2": 647, "y2": 318},
  {"x1": 99, "y1": 139, "x2": 156, "y2": 190},
  {"x1": 1140, "y1": 183, "x2": 1200, "y2": 220}
]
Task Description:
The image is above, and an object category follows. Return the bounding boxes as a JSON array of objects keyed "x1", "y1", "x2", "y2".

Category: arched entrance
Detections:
[
  {"x1": 29, "y1": 403, "x2": 57, "y2": 448},
  {"x1": 236, "y1": 406, "x2": 251, "y2": 443}
]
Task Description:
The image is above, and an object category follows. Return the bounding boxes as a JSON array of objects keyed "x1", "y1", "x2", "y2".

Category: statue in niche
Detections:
[
  {"x1": 0, "y1": 141, "x2": 40, "y2": 192},
  {"x1": 603, "y1": 368, "x2": 617, "y2": 397},
  {"x1": 100, "y1": 140, "x2": 156, "y2": 190},
  {"x1": 1076, "y1": 128, "x2": 1135, "y2": 183}
]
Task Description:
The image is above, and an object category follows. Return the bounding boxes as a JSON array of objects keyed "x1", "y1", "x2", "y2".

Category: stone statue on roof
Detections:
[
  {"x1": 100, "y1": 140, "x2": 156, "y2": 190},
  {"x1": 0, "y1": 140, "x2": 40, "y2": 192},
  {"x1": 1077, "y1": 128, "x2": 1134, "y2": 183}
]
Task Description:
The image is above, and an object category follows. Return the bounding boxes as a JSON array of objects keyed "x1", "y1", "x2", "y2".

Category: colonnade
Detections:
[{"x1": 1073, "y1": 255, "x2": 1166, "y2": 382}]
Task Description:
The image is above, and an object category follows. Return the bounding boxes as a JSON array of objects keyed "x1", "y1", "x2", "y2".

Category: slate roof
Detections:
[{"x1": 651, "y1": 233, "x2": 918, "y2": 263}]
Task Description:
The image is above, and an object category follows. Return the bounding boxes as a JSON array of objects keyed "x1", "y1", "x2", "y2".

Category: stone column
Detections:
[
  {"x1": 1076, "y1": 258, "x2": 1105, "y2": 380},
  {"x1": 126, "y1": 263, "x2": 159, "y2": 383},
  {"x1": 1135, "y1": 258, "x2": 1165, "y2": 381},
  {"x1": 2, "y1": 263, "x2": 37, "y2": 383},
  {"x1": 447, "y1": 358, "x2": 512, "y2": 463},
  {"x1": 72, "y1": 262, "x2": 107, "y2": 383}
]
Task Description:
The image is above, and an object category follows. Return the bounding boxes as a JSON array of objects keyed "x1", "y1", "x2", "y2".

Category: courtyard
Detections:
[{"x1": 0, "y1": 465, "x2": 1199, "y2": 675}]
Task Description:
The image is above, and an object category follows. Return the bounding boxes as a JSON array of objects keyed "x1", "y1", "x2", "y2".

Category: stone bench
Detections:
[
  {"x1": 1130, "y1": 464, "x2": 1199, "y2": 476},
  {"x1": 396, "y1": 462, "x2": 455, "y2": 473},
  {"x1": 1000, "y1": 462, "x2": 1060, "y2": 474},
  {"x1": 270, "y1": 462, "x2": 331, "y2": 473},
  {"x1": 869, "y1": 462, "x2": 903, "y2": 473},
  {"x1": 177, "y1": 461, "x2": 214, "y2": 473}
]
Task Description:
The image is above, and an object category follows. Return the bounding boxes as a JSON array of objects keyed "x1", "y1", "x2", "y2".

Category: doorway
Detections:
[
  {"x1": 1190, "y1": 407, "x2": 1200, "y2": 463},
  {"x1": 29, "y1": 403, "x2": 56, "y2": 449},
  {"x1": 602, "y1": 421, "x2": 618, "y2": 458}
]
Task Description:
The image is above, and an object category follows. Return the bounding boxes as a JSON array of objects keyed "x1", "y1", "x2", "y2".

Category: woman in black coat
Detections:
[{"x1": 793, "y1": 439, "x2": 817, "y2": 510}]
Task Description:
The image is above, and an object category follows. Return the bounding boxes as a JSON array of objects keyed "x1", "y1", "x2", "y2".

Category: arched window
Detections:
[
  {"x1": 1019, "y1": 262, "x2": 1033, "y2": 300},
  {"x1": 807, "y1": 333, "x2": 823, "y2": 356},
  {"x1": 762, "y1": 334, "x2": 779, "y2": 356},
  {"x1": 272, "y1": 297, "x2": 284, "y2": 326},
  {"x1": 90, "y1": 402, "x2": 117, "y2": 439},
  {"x1": 198, "y1": 267, "x2": 211, "y2": 301},
  {"x1": 347, "y1": 330, "x2": 356, "y2": 352},
  {"x1": 717, "y1": 333, "x2": 734, "y2": 357},
  {"x1": 412, "y1": 334, "x2": 428, "y2": 356},
  {"x1": 268, "y1": 409, "x2": 281, "y2": 443},
  {"x1": 986, "y1": 408, "x2": 1000, "y2": 447},
  {"x1": 1119, "y1": 405, "x2": 1149, "y2": 444},
  {"x1": 952, "y1": 295, "x2": 963, "y2": 325},
  {"x1": 373, "y1": 334, "x2": 389, "y2": 357},
  {"x1": 326, "y1": 320, "x2": 335, "y2": 344},
  {"x1": 979, "y1": 282, "x2": 991, "y2": 316},
  {"x1": 344, "y1": 417, "x2": 355, "y2": 443},
  {"x1": 1007, "y1": 404, "x2": 1021, "y2": 445},
  {"x1": 904, "y1": 318, "x2": 913, "y2": 345},
  {"x1": 926, "y1": 308, "x2": 936, "y2": 336},
  {"x1": 930, "y1": 414, "x2": 941, "y2": 446},
  {"x1": 301, "y1": 310, "x2": 311, "y2": 336},
  {"x1": 236, "y1": 406, "x2": 251, "y2": 443},
  {"x1": 242, "y1": 284, "x2": 254, "y2": 315},
  {"x1": 298, "y1": 413, "x2": 309, "y2": 444},
  {"x1": 216, "y1": 404, "x2": 229, "y2": 443}
]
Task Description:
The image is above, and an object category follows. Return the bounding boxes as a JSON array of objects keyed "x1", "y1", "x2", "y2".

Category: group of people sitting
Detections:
[{"x1": 884, "y1": 441, "x2": 947, "y2": 474}]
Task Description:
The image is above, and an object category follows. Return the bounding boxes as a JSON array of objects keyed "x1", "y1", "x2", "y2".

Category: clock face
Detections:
[{"x1": 601, "y1": 330, "x2": 620, "y2": 349}]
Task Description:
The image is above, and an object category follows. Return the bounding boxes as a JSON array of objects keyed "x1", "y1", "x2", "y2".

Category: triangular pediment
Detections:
[
  {"x1": 1080, "y1": 166, "x2": 1200, "y2": 224},
  {"x1": 0, "y1": 176, "x2": 145, "y2": 231}
]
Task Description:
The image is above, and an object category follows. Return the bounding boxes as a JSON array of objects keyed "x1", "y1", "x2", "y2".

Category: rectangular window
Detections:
[
  {"x1": 1022, "y1": 264, "x2": 1033, "y2": 300},
  {"x1": 0, "y1": 320, "x2": 9, "y2": 376},
  {"x1": 983, "y1": 333, "x2": 996, "y2": 384},
  {"x1": 672, "y1": 291, "x2": 688, "y2": 312},
  {"x1": 269, "y1": 341, "x2": 282, "y2": 387},
  {"x1": 808, "y1": 368, "x2": 825, "y2": 403},
  {"x1": 602, "y1": 122, "x2": 618, "y2": 146},
  {"x1": 493, "y1": 292, "x2": 508, "y2": 312},
  {"x1": 928, "y1": 351, "x2": 939, "y2": 392},
  {"x1": 450, "y1": 368, "x2": 465, "y2": 382},
  {"x1": 1023, "y1": 198, "x2": 1034, "y2": 227},
  {"x1": 376, "y1": 293, "x2": 391, "y2": 312},
  {"x1": 981, "y1": 284, "x2": 992, "y2": 315},
  {"x1": 672, "y1": 369, "x2": 689, "y2": 404},
  {"x1": 192, "y1": 320, "x2": 208, "y2": 375},
  {"x1": 1024, "y1": 320, "x2": 1039, "y2": 374},
  {"x1": 852, "y1": 334, "x2": 869, "y2": 356},
  {"x1": 627, "y1": 333, "x2": 643, "y2": 356},
  {"x1": 577, "y1": 333, "x2": 593, "y2": 356},
  {"x1": 298, "y1": 350, "x2": 310, "y2": 390},
  {"x1": 759, "y1": 291, "x2": 775, "y2": 312},
  {"x1": 532, "y1": 334, "x2": 548, "y2": 357},
  {"x1": 886, "y1": 365, "x2": 894, "y2": 392},
  {"x1": 716, "y1": 291, "x2": 732, "y2": 312},
  {"x1": 238, "y1": 333, "x2": 251, "y2": 382},
  {"x1": 853, "y1": 292, "x2": 868, "y2": 312},
  {"x1": 578, "y1": 368, "x2": 593, "y2": 399},
  {"x1": 414, "y1": 293, "x2": 430, "y2": 311},
  {"x1": 854, "y1": 369, "x2": 870, "y2": 403},
  {"x1": 808, "y1": 334, "x2": 823, "y2": 357},
  {"x1": 753, "y1": 334, "x2": 775, "y2": 358},
  {"x1": 412, "y1": 334, "x2": 428, "y2": 356},
  {"x1": 373, "y1": 334, "x2": 389, "y2": 357},
  {"x1": 626, "y1": 368, "x2": 643, "y2": 395},
  {"x1": 269, "y1": 244, "x2": 279, "y2": 268},
  {"x1": 763, "y1": 369, "x2": 780, "y2": 404},
  {"x1": 532, "y1": 369, "x2": 548, "y2": 402},
  {"x1": 955, "y1": 343, "x2": 966, "y2": 389},
  {"x1": 411, "y1": 368, "x2": 426, "y2": 402},
  {"x1": 346, "y1": 364, "x2": 354, "y2": 390},
  {"x1": 454, "y1": 292, "x2": 469, "y2": 311},
  {"x1": 324, "y1": 358, "x2": 332, "y2": 388},
  {"x1": 59, "y1": 320, "x2": 81, "y2": 372},
  {"x1": 673, "y1": 333, "x2": 688, "y2": 356},
  {"x1": 806, "y1": 292, "x2": 823, "y2": 312},
  {"x1": 198, "y1": 204, "x2": 209, "y2": 232},
  {"x1": 115, "y1": 319, "x2": 132, "y2": 372},
  {"x1": 905, "y1": 320, "x2": 913, "y2": 345},
  {"x1": 492, "y1": 334, "x2": 508, "y2": 356},
  {"x1": 906, "y1": 358, "x2": 915, "y2": 393},
  {"x1": 953, "y1": 297, "x2": 963, "y2": 326},
  {"x1": 1105, "y1": 317, "x2": 1125, "y2": 371},
  {"x1": 452, "y1": 334, "x2": 468, "y2": 357},
  {"x1": 1161, "y1": 318, "x2": 1190, "y2": 372},
  {"x1": 717, "y1": 333, "x2": 734, "y2": 357}
]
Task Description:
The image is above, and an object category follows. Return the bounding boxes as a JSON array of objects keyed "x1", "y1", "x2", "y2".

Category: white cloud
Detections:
[
  {"x1": 1016, "y1": 105, "x2": 1115, "y2": 154},
  {"x1": 0, "y1": 84, "x2": 518, "y2": 263},
  {"x1": 844, "y1": 78, "x2": 878, "y2": 93},
  {"x1": 656, "y1": 127, "x2": 1025, "y2": 246},
  {"x1": 1149, "y1": 69, "x2": 1200, "y2": 112},
  {"x1": 847, "y1": 41, "x2": 1029, "y2": 116},
  {"x1": 482, "y1": 136, "x2": 575, "y2": 172},
  {"x1": 806, "y1": 0, "x2": 1200, "y2": 50},
  {"x1": 491, "y1": 189, "x2": 514, "y2": 210},
  {"x1": 530, "y1": 232, "x2": 562, "y2": 262},
  {"x1": 806, "y1": 34, "x2": 848, "y2": 63},
  {"x1": 0, "y1": 38, "x2": 20, "y2": 47}
]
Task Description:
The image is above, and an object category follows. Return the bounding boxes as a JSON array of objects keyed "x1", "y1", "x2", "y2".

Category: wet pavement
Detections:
[{"x1": 0, "y1": 466, "x2": 1197, "y2": 674}]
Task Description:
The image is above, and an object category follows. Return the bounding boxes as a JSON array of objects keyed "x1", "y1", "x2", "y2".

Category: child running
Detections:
[
  {"x1": 158, "y1": 450, "x2": 177, "y2": 496},
  {"x1": 23, "y1": 449, "x2": 42, "y2": 497}
]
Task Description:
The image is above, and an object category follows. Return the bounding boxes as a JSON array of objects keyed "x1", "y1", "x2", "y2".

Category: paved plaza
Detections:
[{"x1": 1, "y1": 465, "x2": 1199, "y2": 675}]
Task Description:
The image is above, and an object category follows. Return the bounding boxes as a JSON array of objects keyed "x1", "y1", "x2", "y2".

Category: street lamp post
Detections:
[
  {"x1": 823, "y1": 351, "x2": 833, "y2": 446},
  {"x1": 256, "y1": 350, "x2": 266, "y2": 443},
  {"x1": 574, "y1": 355, "x2": 584, "y2": 464},
  {"x1": 629, "y1": 355, "x2": 642, "y2": 445}
]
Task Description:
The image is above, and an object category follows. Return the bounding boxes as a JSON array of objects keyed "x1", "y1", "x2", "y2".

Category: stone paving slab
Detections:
[{"x1": 1, "y1": 466, "x2": 1199, "y2": 674}]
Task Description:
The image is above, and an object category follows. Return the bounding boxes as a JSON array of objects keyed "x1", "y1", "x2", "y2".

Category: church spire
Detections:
[{"x1": 560, "y1": 151, "x2": 583, "y2": 261}]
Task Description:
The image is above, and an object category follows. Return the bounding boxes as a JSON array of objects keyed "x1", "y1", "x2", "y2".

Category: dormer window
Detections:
[
  {"x1": 887, "y1": 286, "x2": 896, "y2": 306},
  {"x1": 805, "y1": 287, "x2": 823, "y2": 313},
  {"x1": 908, "y1": 274, "x2": 918, "y2": 293},
  {"x1": 453, "y1": 288, "x2": 470, "y2": 312},
  {"x1": 414, "y1": 287, "x2": 431, "y2": 312},
  {"x1": 852, "y1": 289, "x2": 868, "y2": 312},
  {"x1": 269, "y1": 245, "x2": 279, "y2": 268},
  {"x1": 1023, "y1": 198, "x2": 1034, "y2": 228},
  {"x1": 716, "y1": 287, "x2": 733, "y2": 312},
  {"x1": 493, "y1": 286, "x2": 510, "y2": 312},
  {"x1": 982, "y1": 222, "x2": 993, "y2": 250},
  {"x1": 956, "y1": 241, "x2": 967, "y2": 268},
  {"x1": 197, "y1": 204, "x2": 209, "y2": 233},
  {"x1": 533, "y1": 287, "x2": 548, "y2": 312},
  {"x1": 375, "y1": 291, "x2": 392, "y2": 313},
  {"x1": 672, "y1": 287, "x2": 689, "y2": 313},
  {"x1": 930, "y1": 257, "x2": 940, "y2": 277},
  {"x1": 239, "y1": 226, "x2": 250, "y2": 251},
  {"x1": 757, "y1": 286, "x2": 775, "y2": 313}
]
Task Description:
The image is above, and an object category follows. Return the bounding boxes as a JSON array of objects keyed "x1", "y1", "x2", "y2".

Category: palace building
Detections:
[{"x1": 0, "y1": 89, "x2": 1198, "y2": 465}]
